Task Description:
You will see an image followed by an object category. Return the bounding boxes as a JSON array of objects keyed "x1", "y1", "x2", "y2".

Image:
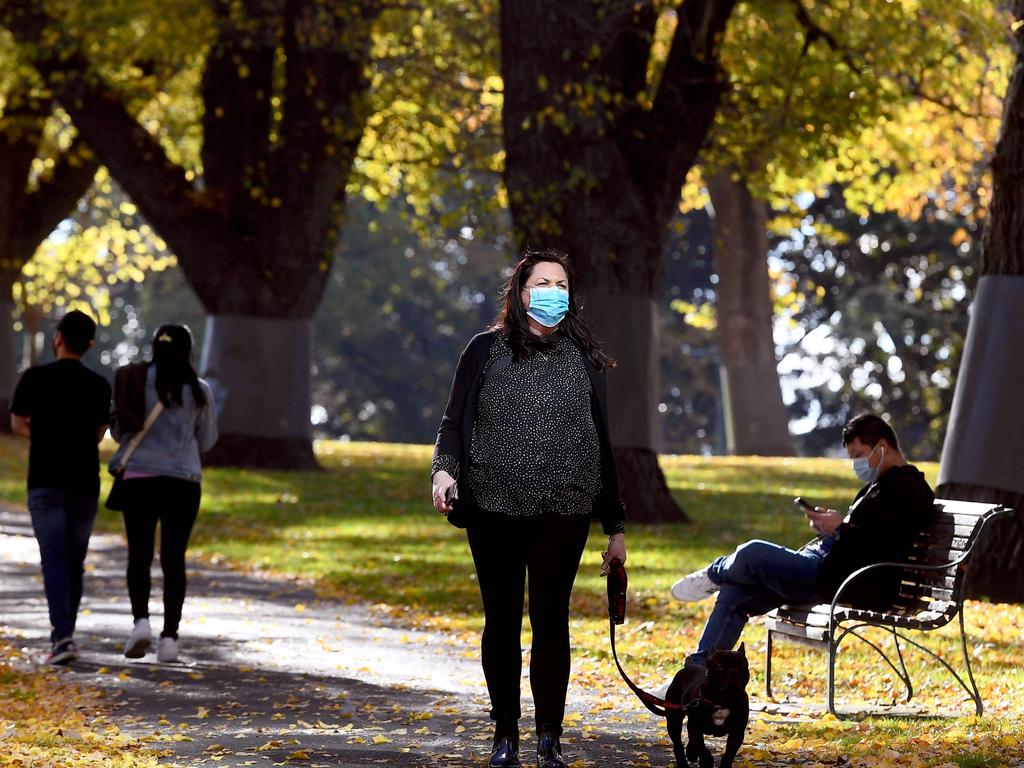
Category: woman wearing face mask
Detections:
[
  {"x1": 669, "y1": 413, "x2": 933, "y2": 667},
  {"x1": 431, "y1": 249, "x2": 626, "y2": 768},
  {"x1": 109, "y1": 325, "x2": 218, "y2": 663}
]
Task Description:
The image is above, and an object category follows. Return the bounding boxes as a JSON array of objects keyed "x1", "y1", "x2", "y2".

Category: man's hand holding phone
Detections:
[{"x1": 794, "y1": 497, "x2": 844, "y2": 536}]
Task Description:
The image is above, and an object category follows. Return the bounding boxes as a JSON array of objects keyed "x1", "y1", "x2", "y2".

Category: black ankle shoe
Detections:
[
  {"x1": 488, "y1": 720, "x2": 521, "y2": 768},
  {"x1": 536, "y1": 725, "x2": 566, "y2": 768}
]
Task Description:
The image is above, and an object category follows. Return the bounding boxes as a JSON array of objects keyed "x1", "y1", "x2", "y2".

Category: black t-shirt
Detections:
[{"x1": 10, "y1": 359, "x2": 112, "y2": 497}]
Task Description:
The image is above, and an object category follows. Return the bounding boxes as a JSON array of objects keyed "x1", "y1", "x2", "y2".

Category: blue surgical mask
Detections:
[
  {"x1": 853, "y1": 444, "x2": 884, "y2": 483},
  {"x1": 526, "y1": 287, "x2": 569, "y2": 328}
]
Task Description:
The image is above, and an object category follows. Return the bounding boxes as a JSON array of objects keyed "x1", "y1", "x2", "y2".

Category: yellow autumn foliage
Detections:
[{"x1": 0, "y1": 642, "x2": 159, "y2": 767}]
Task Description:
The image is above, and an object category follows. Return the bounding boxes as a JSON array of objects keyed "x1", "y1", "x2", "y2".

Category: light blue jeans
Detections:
[{"x1": 691, "y1": 539, "x2": 825, "y2": 664}]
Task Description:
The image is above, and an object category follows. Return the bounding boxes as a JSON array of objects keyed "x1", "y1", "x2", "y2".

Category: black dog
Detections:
[{"x1": 664, "y1": 644, "x2": 750, "y2": 768}]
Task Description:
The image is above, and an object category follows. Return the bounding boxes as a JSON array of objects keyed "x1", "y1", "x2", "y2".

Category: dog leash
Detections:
[{"x1": 606, "y1": 558, "x2": 686, "y2": 717}]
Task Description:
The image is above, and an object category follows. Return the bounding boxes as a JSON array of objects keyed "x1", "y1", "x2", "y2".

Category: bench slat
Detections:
[{"x1": 896, "y1": 583, "x2": 955, "y2": 602}]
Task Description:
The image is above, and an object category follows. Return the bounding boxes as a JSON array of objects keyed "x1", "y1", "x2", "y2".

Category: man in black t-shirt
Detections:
[{"x1": 11, "y1": 311, "x2": 111, "y2": 665}]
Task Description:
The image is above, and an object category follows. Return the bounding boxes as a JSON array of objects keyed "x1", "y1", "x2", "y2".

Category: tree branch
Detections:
[
  {"x1": 789, "y1": 0, "x2": 862, "y2": 74},
  {"x1": 0, "y1": 0, "x2": 226, "y2": 277},
  {"x1": 14, "y1": 136, "x2": 100, "y2": 258},
  {"x1": 273, "y1": 0, "x2": 375, "y2": 225},
  {"x1": 893, "y1": 70, "x2": 996, "y2": 121},
  {"x1": 631, "y1": 0, "x2": 736, "y2": 206},
  {"x1": 200, "y1": 4, "x2": 276, "y2": 221}
]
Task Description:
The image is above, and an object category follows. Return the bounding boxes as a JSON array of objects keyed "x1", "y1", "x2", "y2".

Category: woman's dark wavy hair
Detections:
[
  {"x1": 490, "y1": 248, "x2": 614, "y2": 370},
  {"x1": 151, "y1": 324, "x2": 206, "y2": 408}
]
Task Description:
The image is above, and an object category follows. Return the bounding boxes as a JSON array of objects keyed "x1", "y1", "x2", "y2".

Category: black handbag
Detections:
[
  {"x1": 444, "y1": 485, "x2": 469, "y2": 529},
  {"x1": 105, "y1": 402, "x2": 164, "y2": 511}
]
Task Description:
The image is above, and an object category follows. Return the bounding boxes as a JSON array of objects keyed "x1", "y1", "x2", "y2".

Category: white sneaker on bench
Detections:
[{"x1": 671, "y1": 567, "x2": 719, "y2": 602}]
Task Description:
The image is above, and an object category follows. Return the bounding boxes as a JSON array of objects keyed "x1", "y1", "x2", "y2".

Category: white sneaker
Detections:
[
  {"x1": 671, "y1": 567, "x2": 719, "y2": 602},
  {"x1": 157, "y1": 636, "x2": 178, "y2": 663},
  {"x1": 124, "y1": 618, "x2": 152, "y2": 658}
]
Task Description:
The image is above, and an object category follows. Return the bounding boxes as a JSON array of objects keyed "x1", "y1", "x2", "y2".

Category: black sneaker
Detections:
[{"x1": 45, "y1": 638, "x2": 78, "y2": 665}]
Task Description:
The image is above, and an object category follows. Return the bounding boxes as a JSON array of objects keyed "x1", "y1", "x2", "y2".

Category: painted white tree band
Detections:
[
  {"x1": 938, "y1": 274, "x2": 1024, "y2": 496},
  {"x1": 199, "y1": 314, "x2": 313, "y2": 440},
  {"x1": 580, "y1": 293, "x2": 661, "y2": 452}
]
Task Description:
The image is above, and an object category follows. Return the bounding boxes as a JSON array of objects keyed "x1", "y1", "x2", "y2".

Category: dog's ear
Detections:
[{"x1": 736, "y1": 642, "x2": 746, "y2": 656}]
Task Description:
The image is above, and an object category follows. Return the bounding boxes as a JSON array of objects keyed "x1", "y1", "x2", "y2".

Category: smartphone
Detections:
[
  {"x1": 444, "y1": 484, "x2": 457, "y2": 506},
  {"x1": 794, "y1": 496, "x2": 815, "y2": 513}
]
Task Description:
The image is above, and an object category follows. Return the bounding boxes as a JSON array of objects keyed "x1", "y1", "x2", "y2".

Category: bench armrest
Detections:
[
  {"x1": 826, "y1": 504, "x2": 1013, "y2": 628},
  {"x1": 827, "y1": 553, "x2": 972, "y2": 629}
]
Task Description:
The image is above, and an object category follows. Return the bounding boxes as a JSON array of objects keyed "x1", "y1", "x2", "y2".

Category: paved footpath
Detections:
[{"x1": 0, "y1": 507, "x2": 670, "y2": 767}]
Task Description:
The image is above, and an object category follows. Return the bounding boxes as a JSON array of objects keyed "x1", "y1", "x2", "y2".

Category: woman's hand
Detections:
[
  {"x1": 806, "y1": 507, "x2": 844, "y2": 536},
  {"x1": 431, "y1": 471, "x2": 457, "y2": 514},
  {"x1": 601, "y1": 533, "x2": 626, "y2": 576}
]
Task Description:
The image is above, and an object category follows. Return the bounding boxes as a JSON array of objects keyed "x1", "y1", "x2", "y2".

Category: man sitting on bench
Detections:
[{"x1": 673, "y1": 413, "x2": 934, "y2": 666}]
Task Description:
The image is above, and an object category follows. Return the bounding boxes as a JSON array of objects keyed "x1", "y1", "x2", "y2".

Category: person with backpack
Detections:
[
  {"x1": 109, "y1": 324, "x2": 217, "y2": 662},
  {"x1": 10, "y1": 310, "x2": 112, "y2": 665}
]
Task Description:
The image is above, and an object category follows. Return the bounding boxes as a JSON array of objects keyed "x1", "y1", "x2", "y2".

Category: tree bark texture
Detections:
[
  {"x1": 937, "y1": 3, "x2": 1024, "y2": 602},
  {"x1": 500, "y1": 0, "x2": 737, "y2": 521},
  {"x1": 2, "y1": 0, "x2": 376, "y2": 468},
  {"x1": 706, "y1": 169, "x2": 794, "y2": 456}
]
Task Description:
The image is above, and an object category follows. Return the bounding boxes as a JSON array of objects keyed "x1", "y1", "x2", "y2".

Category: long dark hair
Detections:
[
  {"x1": 491, "y1": 248, "x2": 614, "y2": 370},
  {"x1": 151, "y1": 324, "x2": 206, "y2": 408}
]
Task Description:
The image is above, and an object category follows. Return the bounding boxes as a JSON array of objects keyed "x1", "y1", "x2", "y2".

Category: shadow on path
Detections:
[{"x1": 1, "y1": 507, "x2": 669, "y2": 767}]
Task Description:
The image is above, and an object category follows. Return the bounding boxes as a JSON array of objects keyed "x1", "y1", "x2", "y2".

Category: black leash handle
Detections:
[{"x1": 605, "y1": 559, "x2": 683, "y2": 717}]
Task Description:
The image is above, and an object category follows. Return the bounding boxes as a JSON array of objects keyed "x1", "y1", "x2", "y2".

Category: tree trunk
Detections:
[
  {"x1": 199, "y1": 315, "x2": 315, "y2": 469},
  {"x1": 21, "y1": 301, "x2": 45, "y2": 368},
  {"x1": 2, "y1": 0, "x2": 373, "y2": 469},
  {"x1": 0, "y1": 292, "x2": 16, "y2": 430},
  {"x1": 582, "y1": 294, "x2": 686, "y2": 521},
  {"x1": 936, "y1": 4, "x2": 1024, "y2": 602},
  {"x1": 500, "y1": 0, "x2": 736, "y2": 521},
  {"x1": 706, "y1": 169, "x2": 794, "y2": 456}
]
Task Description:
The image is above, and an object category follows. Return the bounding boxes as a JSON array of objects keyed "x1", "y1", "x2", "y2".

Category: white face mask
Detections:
[{"x1": 853, "y1": 444, "x2": 884, "y2": 483}]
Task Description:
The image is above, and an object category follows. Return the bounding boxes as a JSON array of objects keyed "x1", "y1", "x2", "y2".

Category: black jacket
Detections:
[
  {"x1": 814, "y1": 464, "x2": 934, "y2": 609},
  {"x1": 432, "y1": 330, "x2": 626, "y2": 534}
]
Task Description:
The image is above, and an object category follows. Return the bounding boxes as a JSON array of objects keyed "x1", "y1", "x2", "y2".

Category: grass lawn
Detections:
[{"x1": 1, "y1": 436, "x2": 1022, "y2": 765}]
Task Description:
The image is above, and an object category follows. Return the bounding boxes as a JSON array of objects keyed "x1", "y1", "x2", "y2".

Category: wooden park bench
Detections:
[{"x1": 763, "y1": 499, "x2": 1013, "y2": 717}]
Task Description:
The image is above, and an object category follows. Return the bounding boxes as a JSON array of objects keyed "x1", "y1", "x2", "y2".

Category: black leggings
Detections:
[
  {"x1": 121, "y1": 476, "x2": 201, "y2": 639},
  {"x1": 467, "y1": 512, "x2": 591, "y2": 732}
]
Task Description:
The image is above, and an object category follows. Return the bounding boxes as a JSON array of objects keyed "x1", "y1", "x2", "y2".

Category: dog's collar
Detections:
[{"x1": 688, "y1": 683, "x2": 727, "y2": 712}]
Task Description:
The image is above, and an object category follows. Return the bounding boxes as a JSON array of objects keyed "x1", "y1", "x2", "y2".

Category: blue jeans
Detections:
[
  {"x1": 692, "y1": 539, "x2": 824, "y2": 664},
  {"x1": 28, "y1": 488, "x2": 98, "y2": 643}
]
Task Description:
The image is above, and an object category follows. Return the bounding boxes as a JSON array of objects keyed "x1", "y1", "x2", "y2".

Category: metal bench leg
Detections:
[
  {"x1": 827, "y1": 635, "x2": 838, "y2": 717},
  {"x1": 958, "y1": 610, "x2": 983, "y2": 716},
  {"x1": 765, "y1": 629, "x2": 774, "y2": 699},
  {"x1": 889, "y1": 627, "x2": 913, "y2": 703},
  {"x1": 892, "y1": 625, "x2": 983, "y2": 717}
]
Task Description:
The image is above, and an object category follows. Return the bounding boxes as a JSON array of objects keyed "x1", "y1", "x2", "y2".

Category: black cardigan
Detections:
[{"x1": 432, "y1": 330, "x2": 626, "y2": 535}]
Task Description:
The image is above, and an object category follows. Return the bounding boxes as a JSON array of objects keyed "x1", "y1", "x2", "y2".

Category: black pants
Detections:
[
  {"x1": 121, "y1": 477, "x2": 201, "y2": 639},
  {"x1": 467, "y1": 512, "x2": 591, "y2": 732}
]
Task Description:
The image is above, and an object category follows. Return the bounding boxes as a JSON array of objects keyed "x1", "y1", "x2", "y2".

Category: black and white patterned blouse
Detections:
[{"x1": 432, "y1": 333, "x2": 603, "y2": 521}]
